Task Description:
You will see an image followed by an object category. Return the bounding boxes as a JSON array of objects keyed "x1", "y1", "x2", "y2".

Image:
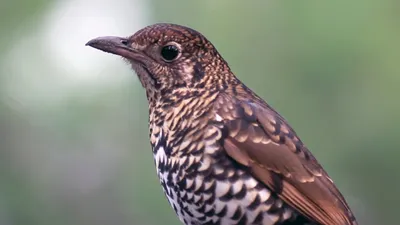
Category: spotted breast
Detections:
[{"x1": 149, "y1": 92, "x2": 310, "y2": 225}]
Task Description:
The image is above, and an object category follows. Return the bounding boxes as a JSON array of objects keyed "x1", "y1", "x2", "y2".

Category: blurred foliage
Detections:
[{"x1": 0, "y1": 0, "x2": 399, "y2": 225}]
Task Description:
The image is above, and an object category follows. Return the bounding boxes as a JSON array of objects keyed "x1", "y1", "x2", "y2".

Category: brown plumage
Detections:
[{"x1": 86, "y1": 23, "x2": 358, "y2": 225}]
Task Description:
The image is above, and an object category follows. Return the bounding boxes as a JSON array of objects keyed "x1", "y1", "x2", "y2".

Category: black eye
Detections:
[{"x1": 161, "y1": 45, "x2": 180, "y2": 61}]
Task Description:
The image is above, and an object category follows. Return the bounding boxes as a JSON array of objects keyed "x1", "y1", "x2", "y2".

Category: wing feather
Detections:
[{"x1": 213, "y1": 92, "x2": 357, "y2": 225}]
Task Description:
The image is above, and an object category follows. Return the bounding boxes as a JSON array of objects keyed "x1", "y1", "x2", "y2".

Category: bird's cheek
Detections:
[
  {"x1": 148, "y1": 65, "x2": 169, "y2": 80},
  {"x1": 177, "y1": 65, "x2": 197, "y2": 85}
]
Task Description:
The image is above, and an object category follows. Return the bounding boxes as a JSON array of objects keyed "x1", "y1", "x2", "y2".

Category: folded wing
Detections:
[{"x1": 213, "y1": 92, "x2": 357, "y2": 225}]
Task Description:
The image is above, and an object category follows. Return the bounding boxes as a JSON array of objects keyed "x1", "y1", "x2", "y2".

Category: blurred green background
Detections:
[{"x1": 0, "y1": 0, "x2": 399, "y2": 224}]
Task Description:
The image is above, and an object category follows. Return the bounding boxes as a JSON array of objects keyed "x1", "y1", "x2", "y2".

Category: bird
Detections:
[{"x1": 86, "y1": 23, "x2": 358, "y2": 225}]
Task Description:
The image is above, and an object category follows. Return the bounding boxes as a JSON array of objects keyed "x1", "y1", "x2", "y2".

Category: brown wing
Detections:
[{"x1": 213, "y1": 92, "x2": 357, "y2": 225}]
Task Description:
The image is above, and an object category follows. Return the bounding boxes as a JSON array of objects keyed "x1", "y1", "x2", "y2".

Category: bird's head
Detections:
[{"x1": 86, "y1": 23, "x2": 233, "y2": 101}]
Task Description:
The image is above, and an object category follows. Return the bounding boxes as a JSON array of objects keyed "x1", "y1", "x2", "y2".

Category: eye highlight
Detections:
[{"x1": 161, "y1": 45, "x2": 180, "y2": 62}]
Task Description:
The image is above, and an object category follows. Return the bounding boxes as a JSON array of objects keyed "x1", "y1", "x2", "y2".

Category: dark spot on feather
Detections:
[
  {"x1": 270, "y1": 173, "x2": 284, "y2": 194},
  {"x1": 198, "y1": 203, "x2": 206, "y2": 213},
  {"x1": 205, "y1": 192, "x2": 215, "y2": 204},
  {"x1": 272, "y1": 120, "x2": 281, "y2": 135},
  {"x1": 193, "y1": 60, "x2": 205, "y2": 81},
  {"x1": 286, "y1": 130, "x2": 295, "y2": 139},
  {"x1": 228, "y1": 171, "x2": 239, "y2": 183},
  {"x1": 237, "y1": 214, "x2": 248, "y2": 224},
  {"x1": 205, "y1": 206, "x2": 215, "y2": 217},
  {"x1": 254, "y1": 182, "x2": 265, "y2": 190},
  {"x1": 294, "y1": 142, "x2": 303, "y2": 154},
  {"x1": 195, "y1": 82, "x2": 205, "y2": 88},
  {"x1": 231, "y1": 206, "x2": 242, "y2": 220},
  {"x1": 219, "y1": 186, "x2": 233, "y2": 202},
  {"x1": 264, "y1": 194, "x2": 274, "y2": 205},
  {"x1": 187, "y1": 179, "x2": 196, "y2": 192},
  {"x1": 177, "y1": 178, "x2": 186, "y2": 190},
  {"x1": 253, "y1": 212, "x2": 264, "y2": 224},
  {"x1": 194, "y1": 183, "x2": 205, "y2": 194},
  {"x1": 194, "y1": 194, "x2": 203, "y2": 205},
  {"x1": 216, "y1": 205, "x2": 227, "y2": 217},
  {"x1": 234, "y1": 184, "x2": 247, "y2": 199},
  {"x1": 183, "y1": 206, "x2": 194, "y2": 217},
  {"x1": 186, "y1": 162, "x2": 199, "y2": 175},
  {"x1": 154, "y1": 134, "x2": 167, "y2": 154},
  {"x1": 247, "y1": 195, "x2": 261, "y2": 210},
  {"x1": 232, "y1": 86, "x2": 238, "y2": 96}
]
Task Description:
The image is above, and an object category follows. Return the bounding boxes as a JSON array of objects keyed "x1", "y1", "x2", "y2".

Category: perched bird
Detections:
[{"x1": 86, "y1": 23, "x2": 358, "y2": 225}]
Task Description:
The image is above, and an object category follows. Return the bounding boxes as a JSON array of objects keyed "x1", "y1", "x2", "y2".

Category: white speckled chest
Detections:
[{"x1": 151, "y1": 126, "x2": 298, "y2": 225}]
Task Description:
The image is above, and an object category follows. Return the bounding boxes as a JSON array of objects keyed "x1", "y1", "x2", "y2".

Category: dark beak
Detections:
[{"x1": 86, "y1": 36, "x2": 144, "y2": 61}]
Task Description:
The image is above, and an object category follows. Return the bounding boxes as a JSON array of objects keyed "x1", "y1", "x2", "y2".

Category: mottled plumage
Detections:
[{"x1": 86, "y1": 23, "x2": 358, "y2": 225}]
